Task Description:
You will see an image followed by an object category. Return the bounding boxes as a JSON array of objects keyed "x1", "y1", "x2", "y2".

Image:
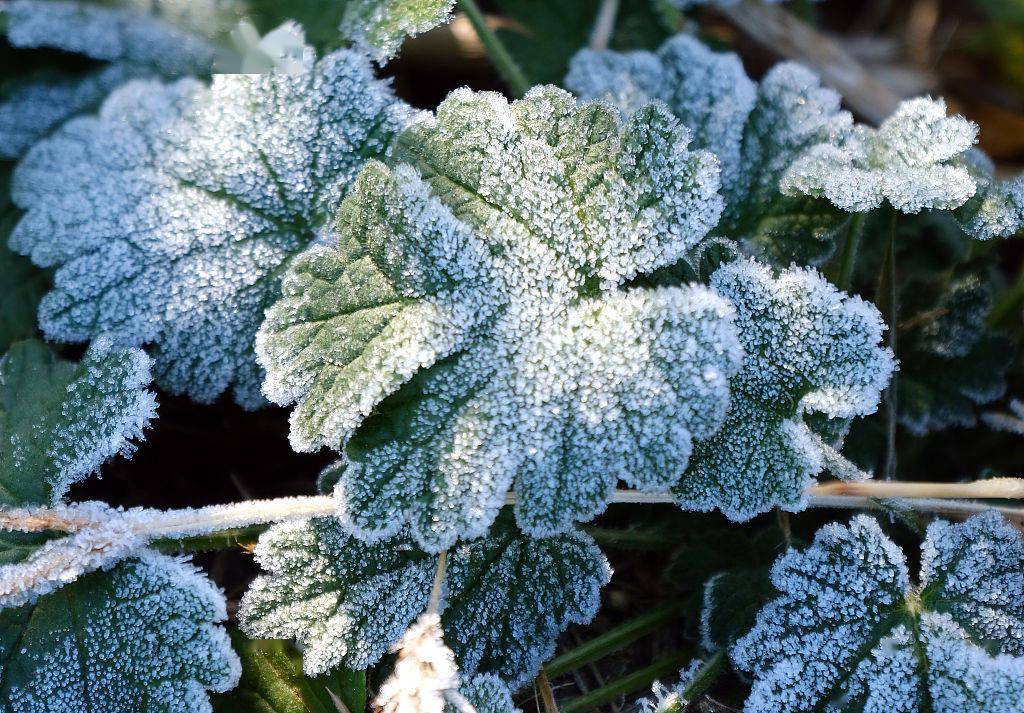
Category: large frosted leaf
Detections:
[
  {"x1": 238, "y1": 515, "x2": 610, "y2": 688},
  {"x1": 259, "y1": 85, "x2": 740, "y2": 549},
  {"x1": 340, "y1": 0, "x2": 455, "y2": 62},
  {"x1": 10, "y1": 49, "x2": 413, "y2": 407},
  {"x1": 0, "y1": 549, "x2": 240, "y2": 712},
  {"x1": 673, "y1": 258, "x2": 894, "y2": 520},
  {"x1": 0, "y1": 338, "x2": 156, "y2": 506},
  {"x1": 732, "y1": 512, "x2": 1024, "y2": 712},
  {"x1": 566, "y1": 34, "x2": 853, "y2": 265},
  {"x1": 783, "y1": 97, "x2": 979, "y2": 214}
]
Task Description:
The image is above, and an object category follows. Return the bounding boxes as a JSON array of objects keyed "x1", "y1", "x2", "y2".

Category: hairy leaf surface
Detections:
[
  {"x1": 0, "y1": 549, "x2": 240, "y2": 712},
  {"x1": 11, "y1": 49, "x2": 413, "y2": 406},
  {"x1": 672, "y1": 258, "x2": 894, "y2": 520},
  {"x1": 733, "y1": 513, "x2": 1024, "y2": 712},
  {"x1": 238, "y1": 515, "x2": 610, "y2": 688},
  {"x1": 566, "y1": 34, "x2": 853, "y2": 265},
  {"x1": 0, "y1": 338, "x2": 156, "y2": 506}
]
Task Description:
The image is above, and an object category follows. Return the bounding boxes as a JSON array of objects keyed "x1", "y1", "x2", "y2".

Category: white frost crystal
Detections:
[
  {"x1": 258, "y1": 85, "x2": 742, "y2": 549},
  {"x1": 673, "y1": 258, "x2": 895, "y2": 520},
  {"x1": 566, "y1": 34, "x2": 853, "y2": 264},
  {"x1": 783, "y1": 97, "x2": 979, "y2": 213},
  {"x1": 954, "y1": 149, "x2": 1024, "y2": 240},
  {"x1": 341, "y1": 0, "x2": 456, "y2": 62},
  {"x1": 11, "y1": 49, "x2": 414, "y2": 407},
  {"x1": 733, "y1": 512, "x2": 1024, "y2": 712},
  {"x1": 0, "y1": 338, "x2": 156, "y2": 506},
  {"x1": 0, "y1": 549, "x2": 240, "y2": 712},
  {"x1": 374, "y1": 612, "x2": 461, "y2": 713},
  {"x1": 238, "y1": 515, "x2": 610, "y2": 688}
]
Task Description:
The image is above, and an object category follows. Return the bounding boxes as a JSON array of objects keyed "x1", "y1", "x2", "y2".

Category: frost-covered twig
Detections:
[{"x1": 589, "y1": 0, "x2": 619, "y2": 51}]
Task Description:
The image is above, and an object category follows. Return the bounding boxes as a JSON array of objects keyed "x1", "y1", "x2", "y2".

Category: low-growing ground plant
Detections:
[{"x1": 1, "y1": 1, "x2": 1024, "y2": 711}]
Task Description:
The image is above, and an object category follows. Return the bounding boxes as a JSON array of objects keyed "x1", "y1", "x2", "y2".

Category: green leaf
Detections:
[
  {"x1": 213, "y1": 629, "x2": 365, "y2": 713},
  {"x1": 0, "y1": 225, "x2": 46, "y2": 353},
  {"x1": 11, "y1": 49, "x2": 413, "y2": 407},
  {"x1": 341, "y1": 0, "x2": 455, "y2": 62},
  {"x1": 0, "y1": 550, "x2": 240, "y2": 712},
  {"x1": 672, "y1": 258, "x2": 895, "y2": 521},
  {"x1": 566, "y1": 34, "x2": 853, "y2": 266},
  {"x1": 493, "y1": 0, "x2": 667, "y2": 86},
  {"x1": 733, "y1": 513, "x2": 1024, "y2": 712},
  {"x1": 238, "y1": 514, "x2": 610, "y2": 688},
  {"x1": 699, "y1": 567, "x2": 774, "y2": 652},
  {"x1": 259, "y1": 85, "x2": 741, "y2": 550},
  {"x1": 0, "y1": 338, "x2": 156, "y2": 507}
]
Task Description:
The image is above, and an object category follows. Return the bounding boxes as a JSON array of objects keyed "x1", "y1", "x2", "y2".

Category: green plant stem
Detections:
[
  {"x1": 989, "y1": 262, "x2": 1024, "y2": 330},
  {"x1": 835, "y1": 211, "x2": 867, "y2": 291},
  {"x1": 584, "y1": 526, "x2": 678, "y2": 550},
  {"x1": 456, "y1": 0, "x2": 530, "y2": 97},
  {"x1": 151, "y1": 524, "x2": 268, "y2": 553},
  {"x1": 876, "y1": 208, "x2": 898, "y2": 481},
  {"x1": 545, "y1": 601, "x2": 688, "y2": 678},
  {"x1": 560, "y1": 650, "x2": 694, "y2": 713},
  {"x1": 653, "y1": 649, "x2": 728, "y2": 713}
]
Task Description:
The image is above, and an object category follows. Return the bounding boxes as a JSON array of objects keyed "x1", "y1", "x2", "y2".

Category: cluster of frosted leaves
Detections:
[
  {"x1": 782, "y1": 97, "x2": 980, "y2": 214},
  {"x1": 565, "y1": 34, "x2": 853, "y2": 265},
  {"x1": 732, "y1": 513, "x2": 1024, "y2": 713},
  {"x1": 238, "y1": 515, "x2": 610, "y2": 688},
  {"x1": 0, "y1": 0, "x2": 239, "y2": 158},
  {"x1": 340, "y1": 0, "x2": 455, "y2": 62},
  {"x1": 11, "y1": 49, "x2": 413, "y2": 407},
  {"x1": 954, "y1": 149, "x2": 1024, "y2": 240},
  {"x1": 899, "y1": 276, "x2": 1010, "y2": 434},
  {"x1": 0, "y1": 549, "x2": 240, "y2": 712},
  {"x1": 0, "y1": 338, "x2": 156, "y2": 506},
  {"x1": 672, "y1": 258, "x2": 894, "y2": 521},
  {"x1": 258, "y1": 85, "x2": 739, "y2": 549}
]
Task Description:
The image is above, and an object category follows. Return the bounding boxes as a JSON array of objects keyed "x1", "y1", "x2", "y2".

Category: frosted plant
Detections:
[
  {"x1": 452, "y1": 674, "x2": 520, "y2": 713},
  {"x1": 340, "y1": 0, "x2": 456, "y2": 62},
  {"x1": 0, "y1": 338, "x2": 156, "y2": 506},
  {"x1": 899, "y1": 276, "x2": 1010, "y2": 435},
  {"x1": 566, "y1": 34, "x2": 853, "y2": 265},
  {"x1": 733, "y1": 512, "x2": 1024, "y2": 712},
  {"x1": 673, "y1": 258, "x2": 895, "y2": 521},
  {"x1": 11, "y1": 49, "x2": 415, "y2": 407},
  {"x1": 782, "y1": 97, "x2": 979, "y2": 214},
  {"x1": 238, "y1": 515, "x2": 610, "y2": 688},
  {"x1": 0, "y1": 548, "x2": 240, "y2": 712},
  {"x1": 954, "y1": 149, "x2": 1024, "y2": 240},
  {"x1": 636, "y1": 658, "x2": 704, "y2": 713},
  {"x1": 374, "y1": 611, "x2": 461, "y2": 713},
  {"x1": 0, "y1": 0, "x2": 240, "y2": 158},
  {"x1": 982, "y1": 399, "x2": 1024, "y2": 436},
  {"x1": 258, "y1": 84, "x2": 741, "y2": 549}
]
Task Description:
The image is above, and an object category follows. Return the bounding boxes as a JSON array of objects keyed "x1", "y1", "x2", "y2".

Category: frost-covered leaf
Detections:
[
  {"x1": 259, "y1": 85, "x2": 740, "y2": 548},
  {"x1": 782, "y1": 97, "x2": 979, "y2": 214},
  {"x1": 452, "y1": 674, "x2": 519, "y2": 713},
  {"x1": 954, "y1": 149, "x2": 1024, "y2": 240},
  {"x1": 0, "y1": 548, "x2": 240, "y2": 712},
  {"x1": 672, "y1": 258, "x2": 893, "y2": 520},
  {"x1": 238, "y1": 514, "x2": 610, "y2": 688},
  {"x1": 0, "y1": 338, "x2": 156, "y2": 506},
  {"x1": 898, "y1": 275, "x2": 1011, "y2": 434},
  {"x1": 566, "y1": 34, "x2": 853, "y2": 265},
  {"x1": 983, "y1": 398, "x2": 1024, "y2": 436},
  {"x1": 11, "y1": 49, "x2": 413, "y2": 407},
  {"x1": 212, "y1": 628, "x2": 366, "y2": 713},
  {"x1": 700, "y1": 568, "x2": 773, "y2": 653},
  {"x1": 340, "y1": 0, "x2": 455, "y2": 62},
  {"x1": 733, "y1": 512, "x2": 1024, "y2": 712},
  {"x1": 0, "y1": 213, "x2": 46, "y2": 351}
]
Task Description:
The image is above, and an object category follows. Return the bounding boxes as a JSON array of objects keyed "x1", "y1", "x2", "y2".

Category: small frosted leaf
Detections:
[
  {"x1": 238, "y1": 515, "x2": 610, "y2": 688},
  {"x1": 982, "y1": 399, "x2": 1024, "y2": 436},
  {"x1": 566, "y1": 34, "x2": 852, "y2": 265},
  {"x1": 11, "y1": 49, "x2": 414, "y2": 407},
  {"x1": 673, "y1": 258, "x2": 894, "y2": 520},
  {"x1": 260, "y1": 85, "x2": 739, "y2": 548},
  {"x1": 0, "y1": 338, "x2": 156, "y2": 506},
  {"x1": 954, "y1": 149, "x2": 1024, "y2": 240},
  {"x1": 340, "y1": 0, "x2": 456, "y2": 62},
  {"x1": 733, "y1": 513, "x2": 1024, "y2": 712},
  {"x1": 451, "y1": 674, "x2": 520, "y2": 713},
  {"x1": 783, "y1": 97, "x2": 979, "y2": 214},
  {"x1": 1, "y1": 0, "x2": 229, "y2": 75},
  {"x1": 0, "y1": 549, "x2": 240, "y2": 712}
]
